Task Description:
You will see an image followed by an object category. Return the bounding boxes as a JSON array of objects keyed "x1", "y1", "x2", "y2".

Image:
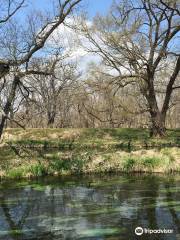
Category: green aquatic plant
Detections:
[
  {"x1": 160, "y1": 187, "x2": 180, "y2": 193},
  {"x1": 78, "y1": 227, "x2": 124, "y2": 238},
  {"x1": 30, "y1": 183, "x2": 47, "y2": 191},
  {"x1": 0, "y1": 229, "x2": 33, "y2": 237}
]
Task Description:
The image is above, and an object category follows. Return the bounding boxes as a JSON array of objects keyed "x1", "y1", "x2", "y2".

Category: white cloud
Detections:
[{"x1": 47, "y1": 17, "x2": 101, "y2": 72}]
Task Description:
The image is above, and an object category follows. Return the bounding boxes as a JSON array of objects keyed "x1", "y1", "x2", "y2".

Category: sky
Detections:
[
  {"x1": 5, "y1": 0, "x2": 112, "y2": 72},
  {"x1": 79, "y1": 0, "x2": 113, "y2": 17},
  {"x1": 29, "y1": 0, "x2": 113, "y2": 18},
  {"x1": 3, "y1": 0, "x2": 179, "y2": 74},
  {"x1": 22, "y1": 0, "x2": 113, "y2": 71}
]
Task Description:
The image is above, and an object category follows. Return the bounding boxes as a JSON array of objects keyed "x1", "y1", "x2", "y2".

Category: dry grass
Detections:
[
  {"x1": 0, "y1": 128, "x2": 179, "y2": 178},
  {"x1": 84, "y1": 148, "x2": 180, "y2": 173}
]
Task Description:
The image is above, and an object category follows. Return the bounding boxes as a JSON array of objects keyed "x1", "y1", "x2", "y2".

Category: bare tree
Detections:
[
  {"x1": 80, "y1": 0, "x2": 180, "y2": 137},
  {"x1": 0, "y1": 0, "x2": 82, "y2": 138},
  {"x1": 0, "y1": 0, "x2": 25, "y2": 24},
  {"x1": 26, "y1": 56, "x2": 79, "y2": 127}
]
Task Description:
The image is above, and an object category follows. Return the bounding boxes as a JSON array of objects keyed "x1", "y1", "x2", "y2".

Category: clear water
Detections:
[{"x1": 0, "y1": 174, "x2": 180, "y2": 240}]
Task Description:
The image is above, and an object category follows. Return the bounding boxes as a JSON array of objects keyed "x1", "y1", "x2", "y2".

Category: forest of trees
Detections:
[{"x1": 0, "y1": 0, "x2": 179, "y2": 138}]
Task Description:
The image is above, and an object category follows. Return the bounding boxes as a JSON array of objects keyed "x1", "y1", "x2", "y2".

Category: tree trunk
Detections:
[
  {"x1": 0, "y1": 76, "x2": 19, "y2": 139},
  {"x1": 149, "y1": 56, "x2": 180, "y2": 137},
  {"x1": 47, "y1": 112, "x2": 56, "y2": 128},
  {"x1": 145, "y1": 76, "x2": 166, "y2": 138},
  {"x1": 0, "y1": 116, "x2": 7, "y2": 139},
  {"x1": 150, "y1": 111, "x2": 166, "y2": 137}
]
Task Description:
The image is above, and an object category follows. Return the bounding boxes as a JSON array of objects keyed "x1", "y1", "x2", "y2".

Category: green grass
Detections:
[
  {"x1": 123, "y1": 157, "x2": 137, "y2": 171},
  {"x1": 0, "y1": 128, "x2": 179, "y2": 179},
  {"x1": 7, "y1": 168, "x2": 25, "y2": 179},
  {"x1": 122, "y1": 156, "x2": 162, "y2": 171},
  {"x1": 29, "y1": 164, "x2": 48, "y2": 177},
  {"x1": 141, "y1": 156, "x2": 161, "y2": 168},
  {"x1": 4, "y1": 129, "x2": 179, "y2": 155},
  {"x1": 4, "y1": 128, "x2": 180, "y2": 143}
]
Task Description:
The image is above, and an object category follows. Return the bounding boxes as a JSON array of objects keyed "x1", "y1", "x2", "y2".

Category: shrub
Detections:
[
  {"x1": 50, "y1": 158, "x2": 71, "y2": 172},
  {"x1": 29, "y1": 164, "x2": 47, "y2": 177},
  {"x1": 141, "y1": 156, "x2": 161, "y2": 168},
  {"x1": 123, "y1": 157, "x2": 137, "y2": 171}
]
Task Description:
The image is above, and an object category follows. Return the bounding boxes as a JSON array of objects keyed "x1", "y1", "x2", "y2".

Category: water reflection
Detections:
[{"x1": 0, "y1": 174, "x2": 179, "y2": 240}]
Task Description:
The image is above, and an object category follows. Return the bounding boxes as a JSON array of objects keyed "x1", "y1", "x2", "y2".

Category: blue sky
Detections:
[
  {"x1": 82, "y1": 0, "x2": 113, "y2": 17},
  {"x1": 16, "y1": 0, "x2": 113, "y2": 67},
  {"x1": 28, "y1": 0, "x2": 113, "y2": 18}
]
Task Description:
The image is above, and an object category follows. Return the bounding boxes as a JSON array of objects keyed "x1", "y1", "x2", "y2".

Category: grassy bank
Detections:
[{"x1": 0, "y1": 128, "x2": 180, "y2": 178}]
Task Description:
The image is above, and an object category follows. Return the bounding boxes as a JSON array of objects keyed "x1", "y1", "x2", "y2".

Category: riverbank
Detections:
[{"x1": 0, "y1": 128, "x2": 180, "y2": 179}]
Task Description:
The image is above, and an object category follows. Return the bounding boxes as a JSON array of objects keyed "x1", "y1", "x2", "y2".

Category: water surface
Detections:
[{"x1": 0, "y1": 174, "x2": 180, "y2": 240}]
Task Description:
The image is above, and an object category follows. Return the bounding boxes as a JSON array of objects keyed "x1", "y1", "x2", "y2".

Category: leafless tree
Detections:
[
  {"x1": 79, "y1": 0, "x2": 180, "y2": 137},
  {"x1": 0, "y1": 0, "x2": 82, "y2": 138},
  {"x1": 26, "y1": 56, "x2": 79, "y2": 127}
]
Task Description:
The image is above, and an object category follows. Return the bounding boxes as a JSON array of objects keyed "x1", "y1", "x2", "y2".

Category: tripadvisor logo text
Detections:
[{"x1": 135, "y1": 226, "x2": 173, "y2": 236}]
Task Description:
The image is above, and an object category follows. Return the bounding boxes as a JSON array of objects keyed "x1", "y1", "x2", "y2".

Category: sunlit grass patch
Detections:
[
  {"x1": 7, "y1": 168, "x2": 26, "y2": 179},
  {"x1": 121, "y1": 155, "x2": 162, "y2": 172},
  {"x1": 84, "y1": 147, "x2": 180, "y2": 174},
  {"x1": 0, "y1": 127, "x2": 179, "y2": 178},
  {"x1": 3, "y1": 128, "x2": 180, "y2": 146}
]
